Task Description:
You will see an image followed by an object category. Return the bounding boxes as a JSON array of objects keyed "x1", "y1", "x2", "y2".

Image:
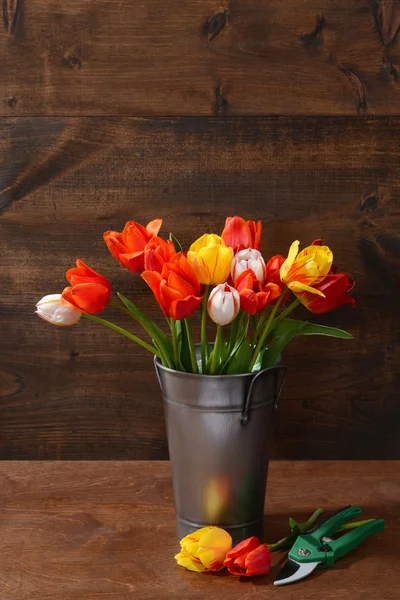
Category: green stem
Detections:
[
  {"x1": 184, "y1": 318, "x2": 198, "y2": 373},
  {"x1": 253, "y1": 310, "x2": 267, "y2": 345},
  {"x1": 201, "y1": 285, "x2": 210, "y2": 372},
  {"x1": 338, "y1": 519, "x2": 375, "y2": 532},
  {"x1": 270, "y1": 298, "x2": 300, "y2": 328},
  {"x1": 170, "y1": 319, "x2": 181, "y2": 371},
  {"x1": 248, "y1": 287, "x2": 288, "y2": 371},
  {"x1": 268, "y1": 508, "x2": 323, "y2": 552},
  {"x1": 83, "y1": 314, "x2": 162, "y2": 357},
  {"x1": 209, "y1": 324, "x2": 223, "y2": 375},
  {"x1": 113, "y1": 296, "x2": 174, "y2": 369}
]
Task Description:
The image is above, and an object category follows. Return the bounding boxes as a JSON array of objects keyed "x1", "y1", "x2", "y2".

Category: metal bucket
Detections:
[{"x1": 154, "y1": 349, "x2": 287, "y2": 543}]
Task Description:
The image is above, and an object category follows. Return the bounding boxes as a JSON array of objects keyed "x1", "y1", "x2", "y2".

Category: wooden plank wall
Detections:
[{"x1": 0, "y1": 1, "x2": 399, "y2": 459}]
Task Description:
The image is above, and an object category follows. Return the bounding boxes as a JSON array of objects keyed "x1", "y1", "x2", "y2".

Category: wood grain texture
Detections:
[
  {"x1": 0, "y1": 461, "x2": 398, "y2": 599},
  {"x1": 0, "y1": 116, "x2": 399, "y2": 460},
  {"x1": 2, "y1": 0, "x2": 400, "y2": 115}
]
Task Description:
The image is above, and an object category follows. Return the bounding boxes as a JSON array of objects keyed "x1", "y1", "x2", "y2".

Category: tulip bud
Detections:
[
  {"x1": 231, "y1": 248, "x2": 266, "y2": 284},
  {"x1": 223, "y1": 536, "x2": 271, "y2": 576},
  {"x1": 35, "y1": 294, "x2": 82, "y2": 326},
  {"x1": 207, "y1": 284, "x2": 240, "y2": 326},
  {"x1": 175, "y1": 526, "x2": 232, "y2": 572}
]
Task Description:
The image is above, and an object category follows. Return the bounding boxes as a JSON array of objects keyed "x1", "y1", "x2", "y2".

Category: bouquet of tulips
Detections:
[{"x1": 36, "y1": 216, "x2": 355, "y2": 374}]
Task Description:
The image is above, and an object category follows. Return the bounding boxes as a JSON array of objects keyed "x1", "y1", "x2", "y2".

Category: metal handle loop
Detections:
[{"x1": 241, "y1": 365, "x2": 288, "y2": 425}]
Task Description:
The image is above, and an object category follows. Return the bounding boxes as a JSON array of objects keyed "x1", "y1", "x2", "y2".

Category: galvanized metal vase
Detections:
[{"x1": 154, "y1": 351, "x2": 287, "y2": 543}]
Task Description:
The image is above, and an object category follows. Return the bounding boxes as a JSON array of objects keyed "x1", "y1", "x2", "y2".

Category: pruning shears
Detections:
[{"x1": 274, "y1": 506, "x2": 384, "y2": 586}]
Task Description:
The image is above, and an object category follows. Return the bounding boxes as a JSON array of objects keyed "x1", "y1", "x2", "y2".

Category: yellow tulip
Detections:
[
  {"x1": 175, "y1": 526, "x2": 232, "y2": 572},
  {"x1": 280, "y1": 240, "x2": 333, "y2": 296},
  {"x1": 187, "y1": 234, "x2": 233, "y2": 285}
]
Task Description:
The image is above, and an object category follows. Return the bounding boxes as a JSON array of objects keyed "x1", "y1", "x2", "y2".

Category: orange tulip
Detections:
[
  {"x1": 221, "y1": 216, "x2": 262, "y2": 252},
  {"x1": 143, "y1": 237, "x2": 176, "y2": 273},
  {"x1": 235, "y1": 269, "x2": 281, "y2": 315},
  {"x1": 175, "y1": 526, "x2": 232, "y2": 573},
  {"x1": 224, "y1": 536, "x2": 271, "y2": 576},
  {"x1": 142, "y1": 253, "x2": 203, "y2": 320},
  {"x1": 104, "y1": 218, "x2": 162, "y2": 273},
  {"x1": 61, "y1": 260, "x2": 111, "y2": 314}
]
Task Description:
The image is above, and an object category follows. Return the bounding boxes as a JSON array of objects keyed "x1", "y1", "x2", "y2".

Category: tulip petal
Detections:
[
  {"x1": 221, "y1": 216, "x2": 253, "y2": 250},
  {"x1": 239, "y1": 289, "x2": 258, "y2": 315},
  {"x1": 119, "y1": 251, "x2": 146, "y2": 273},
  {"x1": 141, "y1": 270, "x2": 162, "y2": 300},
  {"x1": 244, "y1": 543, "x2": 271, "y2": 576},
  {"x1": 224, "y1": 537, "x2": 260, "y2": 562},
  {"x1": 174, "y1": 551, "x2": 207, "y2": 573},
  {"x1": 288, "y1": 281, "x2": 326, "y2": 296},
  {"x1": 146, "y1": 218, "x2": 162, "y2": 237},
  {"x1": 123, "y1": 221, "x2": 152, "y2": 251},
  {"x1": 61, "y1": 283, "x2": 110, "y2": 314},
  {"x1": 280, "y1": 240, "x2": 300, "y2": 280},
  {"x1": 66, "y1": 260, "x2": 111, "y2": 290},
  {"x1": 103, "y1": 231, "x2": 127, "y2": 259},
  {"x1": 168, "y1": 271, "x2": 196, "y2": 298},
  {"x1": 169, "y1": 295, "x2": 203, "y2": 320},
  {"x1": 212, "y1": 245, "x2": 234, "y2": 285},
  {"x1": 187, "y1": 251, "x2": 211, "y2": 285}
]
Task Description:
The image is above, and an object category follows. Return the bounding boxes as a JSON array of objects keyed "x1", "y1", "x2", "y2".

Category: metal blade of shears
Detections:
[{"x1": 274, "y1": 558, "x2": 320, "y2": 586}]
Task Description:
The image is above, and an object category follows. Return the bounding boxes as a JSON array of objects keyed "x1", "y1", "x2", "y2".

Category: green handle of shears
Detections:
[
  {"x1": 307, "y1": 505, "x2": 362, "y2": 540},
  {"x1": 330, "y1": 518, "x2": 385, "y2": 562}
]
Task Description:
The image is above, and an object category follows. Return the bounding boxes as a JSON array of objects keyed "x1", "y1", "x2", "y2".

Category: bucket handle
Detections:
[{"x1": 241, "y1": 365, "x2": 288, "y2": 425}]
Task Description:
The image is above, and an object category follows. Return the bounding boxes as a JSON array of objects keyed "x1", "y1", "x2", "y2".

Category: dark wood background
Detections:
[{"x1": 0, "y1": 1, "x2": 399, "y2": 460}]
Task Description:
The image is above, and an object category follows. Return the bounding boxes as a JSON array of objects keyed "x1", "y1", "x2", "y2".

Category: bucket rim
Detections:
[{"x1": 154, "y1": 355, "x2": 282, "y2": 380}]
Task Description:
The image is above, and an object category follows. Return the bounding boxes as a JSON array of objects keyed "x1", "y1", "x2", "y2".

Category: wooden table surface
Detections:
[{"x1": 0, "y1": 461, "x2": 398, "y2": 599}]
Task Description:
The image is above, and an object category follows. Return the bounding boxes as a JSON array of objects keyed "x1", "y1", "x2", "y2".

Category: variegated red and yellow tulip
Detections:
[
  {"x1": 221, "y1": 216, "x2": 262, "y2": 253},
  {"x1": 280, "y1": 240, "x2": 333, "y2": 296},
  {"x1": 142, "y1": 253, "x2": 203, "y2": 320},
  {"x1": 187, "y1": 234, "x2": 233, "y2": 285},
  {"x1": 235, "y1": 269, "x2": 282, "y2": 315},
  {"x1": 223, "y1": 536, "x2": 271, "y2": 577},
  {"x1": 104, "y1": 218, "x2": 162, "y2": 273},
  {"x1": 175, "y1": 526, "x2": 232, "y2": 573},
  {"x1": 61, "y1": 260, "x2": 111, "y2": 314}
]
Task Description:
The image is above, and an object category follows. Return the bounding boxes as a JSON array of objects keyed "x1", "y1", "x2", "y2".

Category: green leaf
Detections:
[
  {"x1": 117, "y1": 293, "x2": 174, "y2": 362},
  {"x1": 269, "y1": 317, "x2": 353, "y2": 340},
  {"x1": 169, "y1": 233, "x2": 182, "y2": 253},
  {"x1": 226, "y1": 339, "x2": 253, "y2": 374},
  {"x1": 261, "y1": 321, "x2": 306, "y2": 368},
  {"x1": 220, "y1": 318, "x2": 250, "y2": 373}
]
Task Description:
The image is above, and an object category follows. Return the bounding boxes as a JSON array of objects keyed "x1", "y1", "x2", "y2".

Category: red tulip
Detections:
[
  {"x1": 297, "y1": 272, "x2": 356, "y2": 313},
  {"x1": 61, "y1": 260, "x2": 111, "y2": 314},
  {"x1": 223, "y1": 536, "x2": 271, "y2": 576},
  {"x1": 141, "y1": 253, "x2": 203, "y2": 320},
  {"x1": 235, "y1": 269, "x2": 281, "y2": 315},
  {"x1": 221, "y1": 216, "x2": 262, "y2": 253},
  {"x1": 264, "y1": 254, "x2": 284, "y2": 286},
  {"x1": 144, "y1": 237, "x2": 176, "y2": 273},
  {"x1": 104, "y1": 218, "x2": 162, "y2": 273}
]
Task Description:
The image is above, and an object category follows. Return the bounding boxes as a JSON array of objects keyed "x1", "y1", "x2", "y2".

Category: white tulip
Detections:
[
  {"x1": 231, "y1": 248, "x2": 266, "y2": 283},
  {"x1": 35, "y1": 294, "x2": 82, "y2": 326},
  {"x1": 207, "y1": 284, "x2": 240, "y2": 326}
]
